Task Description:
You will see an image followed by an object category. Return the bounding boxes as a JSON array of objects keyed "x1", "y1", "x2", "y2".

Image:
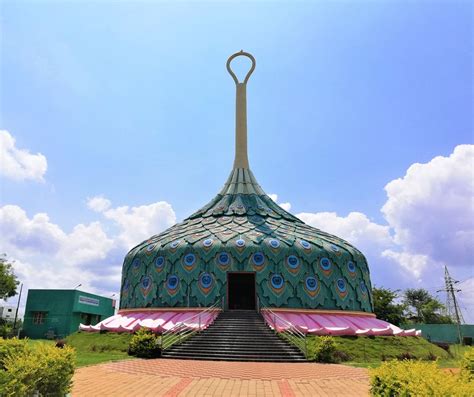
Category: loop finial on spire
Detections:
[
  {"x1": 226, "y1": 50, "x2": 256, "y2": 85},
  {"x1": 227, "y1": 50, "x2": 256, "y2": 170}
]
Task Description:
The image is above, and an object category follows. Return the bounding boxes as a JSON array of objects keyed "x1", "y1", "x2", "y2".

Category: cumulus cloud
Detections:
[
  {"x1": 0, "y1": 130, "x2": 47, "y2": 181},
  {"x1": 0, "y1": 206, "x2": 116, "y2": 317},
  {"x1": 296, "y1": 145, "x2": 473, "y2": 309},
  {"x1": 382, "y1": 144, "x2": 474, "y2": 268},
  {"x1": 0, "y1": 205, "x2": 113, "y2": 266},
  {"x1": 381, "y1": 250, "x2": 430, "y2": 279},
  {"x1": 87, "y1": 196, "x2": 112, "y2": 212},
  {"x1": 103, "y1": 201, "x2": 176, "y2": 248},
  {"x1": 0, "y1": 197, "x2": 178, "y2": 317},
  {"x1": 57, "y1": 222, "x2": 114, "y2": 266},
  {"x1": 0, "y1": 205, "x2": 65, "y2": 254},
  {"x1": 298, "y1": 211, "x2": 393, "y2": 255}
]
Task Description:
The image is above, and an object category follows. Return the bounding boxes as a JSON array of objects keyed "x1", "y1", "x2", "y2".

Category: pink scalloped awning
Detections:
[
  {"x1": 80, "y1": 309, "x2": 420, "y2": 337},
  {"x1": 79, "y1": 310, "x2": 220, "y2": 333},
  {"x1": 261, "y1": 310, "x2": 421, "y2": 337}
]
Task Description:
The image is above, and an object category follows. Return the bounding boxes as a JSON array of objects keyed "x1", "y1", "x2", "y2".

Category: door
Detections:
[{"x1": 227, "y1": 272, "x2": 256, "y2": 310}]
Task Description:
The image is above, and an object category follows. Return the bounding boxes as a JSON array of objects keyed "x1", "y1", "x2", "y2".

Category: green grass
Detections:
[
  {"x1": 26, "y1": 333, "x2": 134, "y2": 367},
  {"x1": 439, "y1": 345, "x2": 473, "y2": 368},
  {"x1": 26, "y1": 332, "x2": 472, "y2": 369},
  {"x1": 27, "y1": 333, "x2": 133, "y2": 367},
  {"x1": 306, "y1": 336, "x2": 453, "y2": 368},
  {"x1": 25, "y1": 333, "x2": 134, "y2": 367},
  {"x1": 66, "y1": 332, "x2": 132, "y2": 353},
  {"x1": 65, "y1": 332, "x2": 133, "y2": 367},
  {"x1": 73, "y1": 351, "x2": 131, "y2": 367}
]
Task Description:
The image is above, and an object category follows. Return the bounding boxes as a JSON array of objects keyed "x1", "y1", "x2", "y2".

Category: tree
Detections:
[
  {"x1": 372, "y1": 287, "x2": 405, "y2": 326},
  {"x1": 0, "y1": 254, "x2": 19, "y2": 300},
  {"x1": 403, "y1": 288, "x2": 452, "y2": 324}
]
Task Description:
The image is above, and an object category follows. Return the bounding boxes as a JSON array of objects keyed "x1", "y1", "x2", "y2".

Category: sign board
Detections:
[{"x1": 78, "y1": 296, "x2": 100, "y2": 307}]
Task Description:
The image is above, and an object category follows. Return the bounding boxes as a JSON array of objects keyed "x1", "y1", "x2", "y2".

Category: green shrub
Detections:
[
  {"x1": 313, "y1": 336, "x2": 338, "y2": 363},
  {"x1": 0, "y1": 323, "x2": 13, "y2": 339},
  {"x1": 0, "y1": 337, "x2": 28, "y2": 370},
  {"x1": 0, "y1": 341, "x2": 76, "y2": 396},
  {"x1": 128, "y1": 328, "x2": 161, "y2": 359},
  {"x1": 370, "y1": 360, "x2": 474, "y2": 397},
  {"x1": 460, "y1": 348, "x2": 474, "y2": 382}
]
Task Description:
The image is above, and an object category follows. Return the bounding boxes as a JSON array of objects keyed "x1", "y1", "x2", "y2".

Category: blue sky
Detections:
[{"x1": 1, "y1": 1, "x2": 473, "y2": 321}]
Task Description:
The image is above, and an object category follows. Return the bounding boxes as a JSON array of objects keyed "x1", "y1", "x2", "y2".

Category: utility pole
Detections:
[
  {"x1": 437, "y1": 266, "x2": 464, "y2": 344},
  {"x1": 13, "y1": 283, "x2": 23, "y2": 334}
]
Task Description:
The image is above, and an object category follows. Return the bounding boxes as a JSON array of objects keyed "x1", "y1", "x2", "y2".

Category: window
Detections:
[
  {"x1": 7, "y1": 308, "x2": 12, "y2": 312},
  {"x1": 33, "y1": 312, "x2": 46, "y2": 325}
]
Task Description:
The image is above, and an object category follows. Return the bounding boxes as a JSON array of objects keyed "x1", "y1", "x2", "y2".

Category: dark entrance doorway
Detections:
[{"x1": 227, "y1": 272, "x2": 256, "y2": 310}]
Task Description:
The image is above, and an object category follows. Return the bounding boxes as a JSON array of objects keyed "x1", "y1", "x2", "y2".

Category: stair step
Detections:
[
  {"x1": 184, "y1": 339, "x2": 299, "y2": 346},
  {"x1": 170, "y1": 345, "x2": 301, "y2": 353},
  {"x1": 162, "y1": 352, "x2": 305, "y2": 361},
  {"x1": 162, "y1": 310, "x2": 307, "y2": 363},
  {"x1": 168, "y1": 350, "x2": 302, "y2": 357},
  {"x1": 185, "y1": 338, "x2": 294, "y2": 347},
  {"x1": 161, "y1": 354, "x2": 306, "y2": 362}
]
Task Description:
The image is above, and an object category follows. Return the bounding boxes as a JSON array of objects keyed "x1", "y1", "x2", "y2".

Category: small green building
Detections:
[{"x1": 23, "y1": 289, "x2": 115, "y2": 339}]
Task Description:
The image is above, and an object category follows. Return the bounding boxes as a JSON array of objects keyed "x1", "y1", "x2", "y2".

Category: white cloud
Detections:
[
  {"x1": 297, "y1": 211, "x2": 393, "y2": 255},
  {"x1": 295, "y1": 145, "x2": 473, "y2": 317},
  {"x1": 87, "y1": 196, "x2": 112, "y2": 212},
  {"x1": 0, "y1": 130, "x2": 47, "y2": 181},
  {"x1": 0, "y1": 205, "x2": 65, "y2": 254},
  {"x1": 268, "y1": 193, "x2": 292, "y2": 212},
  {"x1": 0, "y1": 205, "x2": 113, "y2": 266},
  {"x1": 0, "y1": 198, "x2": 177, "y2": 319},
  {"x1": 381, "y1": 249, "x2": 430, "y2": 279},
  {"x1": 57, "y1": 222, "x2": 114, "y2": 266},
  {"x1": 382, "y1": 144, "x2": 474, "y2": 268},
  {"x1": 103, "y1": 201, "x2": 176, "y2": 248},
  {"x1": 268, "y1": 193, "x2": 278, "y2": 202}
]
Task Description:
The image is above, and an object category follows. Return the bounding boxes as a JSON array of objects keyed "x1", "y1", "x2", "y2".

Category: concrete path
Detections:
[{"x1": 72, "y1": 358, "x2": 370, "y2": 396}]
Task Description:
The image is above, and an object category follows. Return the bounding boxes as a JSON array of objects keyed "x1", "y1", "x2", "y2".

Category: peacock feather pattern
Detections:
[{"x1": 119, "y1": 167, "x2": 374, "y2": 312}]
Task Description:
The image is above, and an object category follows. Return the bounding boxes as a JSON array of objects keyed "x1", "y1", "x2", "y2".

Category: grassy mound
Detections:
[
  {"x1": 307, "y1": 336, "x2": 449, "y2": 366},
  {"x1": 65, "y1": 332, "x2": 133, "y2": 367}
]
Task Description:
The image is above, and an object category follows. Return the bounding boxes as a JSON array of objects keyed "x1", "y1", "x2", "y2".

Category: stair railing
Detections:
[
  {"x1": 259, "y1": 303, "x2": 308, "y2": 358},
  {"x1": 161, "y1": 298, "x2": 223, "y2": 351}
]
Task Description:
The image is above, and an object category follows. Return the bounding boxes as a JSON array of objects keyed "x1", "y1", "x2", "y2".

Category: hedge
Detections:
[
  {"x1": 370, "y1": 355, "x2": 474, "y2": 396},
  {"x1": 0, "y1": 338, "x2": 76, "y2": 396}
]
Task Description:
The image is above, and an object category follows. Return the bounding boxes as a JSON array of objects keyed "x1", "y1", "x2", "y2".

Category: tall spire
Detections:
[{"x1": 226, "y1": 50, "x2": 256, "y2": 170}]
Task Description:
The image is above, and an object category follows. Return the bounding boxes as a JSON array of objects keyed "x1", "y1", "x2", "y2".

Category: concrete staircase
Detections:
[{"x1": 161, "y1": 310, "x2": 306, "y2": 362}]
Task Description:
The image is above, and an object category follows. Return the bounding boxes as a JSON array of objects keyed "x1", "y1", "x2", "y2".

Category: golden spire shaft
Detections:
[{"x1": 226, "y1": 51, "x2": 256, "y2": 170}]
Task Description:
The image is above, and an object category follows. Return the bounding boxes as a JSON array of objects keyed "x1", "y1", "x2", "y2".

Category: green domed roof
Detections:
[{"x1": 119, "y1": 51, "x2": 374, "y2": 313}]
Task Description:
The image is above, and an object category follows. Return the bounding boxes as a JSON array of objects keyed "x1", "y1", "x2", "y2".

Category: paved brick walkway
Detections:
[{"x1": 72, "y1": 359, "x2": 370, "y2": 396}]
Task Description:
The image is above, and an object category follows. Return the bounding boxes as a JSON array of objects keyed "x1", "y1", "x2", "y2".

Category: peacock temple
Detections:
[{"x1": 80, "y1": 51, "x2": 419, "y2": 340}]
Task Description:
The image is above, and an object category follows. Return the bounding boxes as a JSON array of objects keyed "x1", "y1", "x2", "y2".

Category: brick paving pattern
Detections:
[{"x1": 72, "y1": 358, "x2": 370, "y2": 396}]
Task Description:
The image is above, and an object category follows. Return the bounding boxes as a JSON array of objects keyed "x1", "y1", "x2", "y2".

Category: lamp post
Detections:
[
  {"x1": 110, "y1": 293, "x2": 117, "y2": 314},
  {"x1": 13, "y1": 283, "x2": 23, "y2": 336}
]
